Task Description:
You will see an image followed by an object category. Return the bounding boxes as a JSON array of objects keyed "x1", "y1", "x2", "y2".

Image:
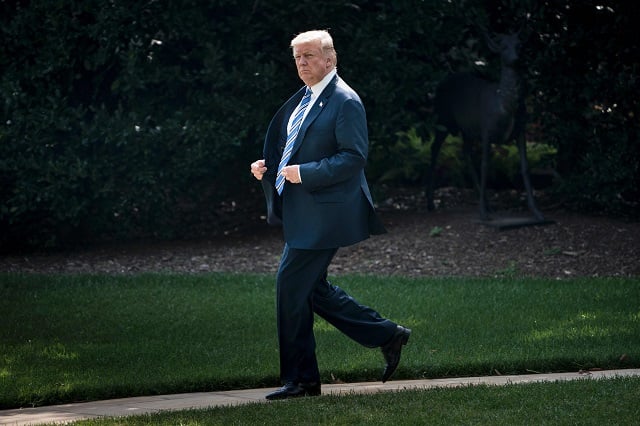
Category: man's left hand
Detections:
[{"x1": 280, "y1": 165, "x2": 301, "y2": 184}]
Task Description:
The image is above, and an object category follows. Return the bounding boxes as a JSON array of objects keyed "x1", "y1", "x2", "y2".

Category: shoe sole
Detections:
[{"x1": 265, "y1": 387, "x2": 321, "y2": 400}]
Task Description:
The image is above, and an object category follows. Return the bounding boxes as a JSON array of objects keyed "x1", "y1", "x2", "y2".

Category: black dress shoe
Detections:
[
  {"x1": 381, "y1": 325, "x2": 411, "y2": 382},
  {"x1": 265, "y1": 381, "x2": 321, "y2": 400}
]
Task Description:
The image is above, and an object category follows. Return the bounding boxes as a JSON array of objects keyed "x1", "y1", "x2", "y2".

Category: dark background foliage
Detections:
[{"x1": 1, "y1": 0, "x2": 638, "y2": 250}]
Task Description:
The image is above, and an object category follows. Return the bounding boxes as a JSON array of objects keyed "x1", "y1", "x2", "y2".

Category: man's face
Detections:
[{"x1": 293, "y1": 40, "x2": 332, "y2": 86}]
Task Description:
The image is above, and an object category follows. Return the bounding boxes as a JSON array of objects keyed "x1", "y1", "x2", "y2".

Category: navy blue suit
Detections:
[{"x1": 261, "y1": 75, "x2": 397, "y2": 384}]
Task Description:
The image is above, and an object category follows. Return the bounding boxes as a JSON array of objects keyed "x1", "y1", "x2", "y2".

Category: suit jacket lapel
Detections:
[{"x1": 290, "y1": 75, "x2": 338, "y2": 156}]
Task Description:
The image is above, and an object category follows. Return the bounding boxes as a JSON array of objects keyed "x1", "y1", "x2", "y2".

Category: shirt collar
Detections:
[{"x1": 308, "y1": 68, "x2": 337, "y2": 98}]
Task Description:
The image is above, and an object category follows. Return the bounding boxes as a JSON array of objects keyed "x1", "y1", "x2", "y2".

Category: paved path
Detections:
[{"x1": 2, "y1": 369, "x2": 639, "y2": 425}]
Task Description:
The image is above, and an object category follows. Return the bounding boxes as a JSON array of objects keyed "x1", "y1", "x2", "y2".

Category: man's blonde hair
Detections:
[{"x1": 290, "y1": 30, "x2": 337, "y2": 65}]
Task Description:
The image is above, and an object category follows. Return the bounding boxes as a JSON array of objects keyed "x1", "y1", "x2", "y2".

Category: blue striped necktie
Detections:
[{"x1": 276, "y1": 87, "x2": 313, "y2": 195}]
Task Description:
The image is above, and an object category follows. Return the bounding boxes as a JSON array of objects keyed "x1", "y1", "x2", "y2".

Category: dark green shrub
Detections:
[
  {"x1": 370, "y1": 128, "x2": 466, "y2": 189},
  {"x1": 490, "y1": 142, "x2": 557, "y2": 189},
  {"x1": 371, "y1": 127, "x2": 557, "y2": 194},
  {"x1": 0, "y1": 0, "x2": 275, "y2": 248},
  {"x1": 1, "y1": 0, "x2": 638, "y2": 250}
]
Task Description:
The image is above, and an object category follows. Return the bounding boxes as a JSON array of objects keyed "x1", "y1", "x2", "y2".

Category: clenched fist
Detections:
[{"x1": 250, "y1": 159, "x2": 267, "y2": 180}]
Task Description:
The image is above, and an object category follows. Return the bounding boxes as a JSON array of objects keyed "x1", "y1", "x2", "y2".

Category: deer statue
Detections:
[{"x1": 426, "y1": 31, "x2": 545, "y2": 222}]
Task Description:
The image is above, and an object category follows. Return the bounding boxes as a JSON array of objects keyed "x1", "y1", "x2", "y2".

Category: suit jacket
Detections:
[{"x1": 261, "y1": 75, "x2": 386, "y2": 249}]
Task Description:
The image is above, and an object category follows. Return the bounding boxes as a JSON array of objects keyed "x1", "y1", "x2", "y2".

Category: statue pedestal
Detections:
[{"x1": 476, "y1": 215, "x2": 555, "y2": 230}]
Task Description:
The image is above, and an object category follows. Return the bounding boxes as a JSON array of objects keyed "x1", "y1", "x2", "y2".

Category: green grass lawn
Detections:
[
  {"x1": 1, "y1": 273, "x2": 638, "y2": 411},
  {"x1": 71, "y1": 376, "x2": 640, "y2": 425}
]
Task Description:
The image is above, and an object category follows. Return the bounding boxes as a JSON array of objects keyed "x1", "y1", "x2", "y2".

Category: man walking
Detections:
[{"x1": 250, "y1": 29, "x2": 410, "y2": 400}]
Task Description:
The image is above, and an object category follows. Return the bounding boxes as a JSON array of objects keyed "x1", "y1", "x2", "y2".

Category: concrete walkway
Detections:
[{"x1": 2, "y1": 369, "x2": 639, "y2": 425}]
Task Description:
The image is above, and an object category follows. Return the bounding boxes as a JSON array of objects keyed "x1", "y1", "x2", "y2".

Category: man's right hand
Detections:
[{"x1": 250, "y1": 159, "x2": 267, "y2": 181}]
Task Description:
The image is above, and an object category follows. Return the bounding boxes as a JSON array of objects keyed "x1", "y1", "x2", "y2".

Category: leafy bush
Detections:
[
  {"x1": 1, "y1": 0, "x2": 638, "y2": 250},
  {"x1": 555, "y1": 126, "x2": 639, "y2": 215},
  {"x1": 372, "y1": 127, "x2": 556, "y2": 194},
  {"x1": 0, "y1": 0, "x2": 275, "y2": 248},
  {"x1": 490, "y1": 142, "x2": 557, "y2": 189}
]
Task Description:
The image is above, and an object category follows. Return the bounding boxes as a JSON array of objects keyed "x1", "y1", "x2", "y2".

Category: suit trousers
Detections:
[{"x1": 276, "y1": 244, "x2": 398, "y2": 383}]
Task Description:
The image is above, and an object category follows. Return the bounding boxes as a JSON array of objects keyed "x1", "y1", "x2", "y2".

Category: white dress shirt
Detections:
[{"x1": 286, "y1": 69, "x2": 338, "y2": 183}]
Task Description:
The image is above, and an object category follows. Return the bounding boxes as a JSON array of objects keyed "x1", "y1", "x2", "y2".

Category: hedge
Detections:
[{"x1": 1, "y1": 0, "x2": 637, "y2": 250}]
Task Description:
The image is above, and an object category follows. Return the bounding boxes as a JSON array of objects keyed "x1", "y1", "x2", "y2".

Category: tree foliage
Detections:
[{"x1": 1, "y1": 0, "x2": 637, "y2": 249}]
